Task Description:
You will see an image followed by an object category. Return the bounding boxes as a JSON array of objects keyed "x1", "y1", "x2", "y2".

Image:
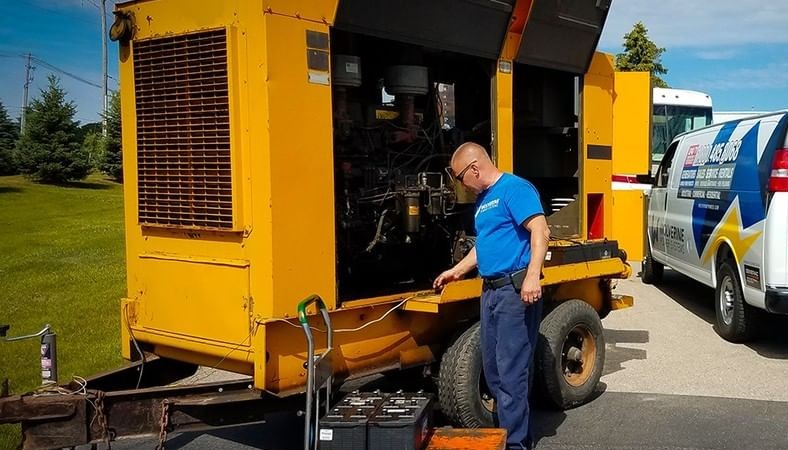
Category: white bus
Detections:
[{"x1": 651, "y1": 87, "x2": 713, "y2": 173}]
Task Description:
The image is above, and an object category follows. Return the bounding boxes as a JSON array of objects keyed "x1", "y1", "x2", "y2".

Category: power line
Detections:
[
  {"x1": 30, "y1": 56, "x2": 103, "y2": 89},
  {"x1": 0, "y1": 52, "x2": 106, "y2": 89}
]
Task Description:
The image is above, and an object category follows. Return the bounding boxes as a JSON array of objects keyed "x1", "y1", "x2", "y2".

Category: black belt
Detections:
[{"x1": 482, "y1": 267, "x2": 527, "y2": 291}]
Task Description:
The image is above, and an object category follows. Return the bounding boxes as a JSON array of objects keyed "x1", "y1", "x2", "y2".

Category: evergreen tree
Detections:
[
  {"x1": 0, "y1": 101, "x2": 19, "y2": 175},
  {"x1": 615, "y1": 22, "x2": 669, "y2": 88},
  {"x1": 15, "y1": 75, "x2": 91, "y2": 183},
  {"x1": 101, "y1": 92, "x2": 122, "y2": 181}
]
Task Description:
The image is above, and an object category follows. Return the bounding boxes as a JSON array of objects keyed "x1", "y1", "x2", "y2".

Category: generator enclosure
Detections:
[{"x1": 113, "y1": 0, "x2": 647, "y2": 394}]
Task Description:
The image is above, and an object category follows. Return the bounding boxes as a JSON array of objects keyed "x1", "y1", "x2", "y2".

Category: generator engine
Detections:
[{"x1": 331, "y1": 56, "x2": 476, "y2": 299}]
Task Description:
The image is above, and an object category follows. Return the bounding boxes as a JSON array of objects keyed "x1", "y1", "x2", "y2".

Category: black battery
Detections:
[
  {"x1": 544, "y1": 240, "x2": 621, "y2": 267},
  {"x1": 367, "y1": 392, "x2": 433, "y2": 450},
  {"x1": 318, "y1": 391, "x2": 388, "y2": 450}
]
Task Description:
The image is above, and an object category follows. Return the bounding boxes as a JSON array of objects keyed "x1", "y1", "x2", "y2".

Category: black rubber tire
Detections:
[
  {"x1": 535, "y1": 300, "x2": 605, "y2": 409},
  {"x1": 714, "y1": 261, "x2": 758, "y2": 342},
  {"x1": 438, "y1": 322, "x2": 494, "y2": 428},
  {"x1": 641, "y1": 244, "x2": 664, "y2": 284}
]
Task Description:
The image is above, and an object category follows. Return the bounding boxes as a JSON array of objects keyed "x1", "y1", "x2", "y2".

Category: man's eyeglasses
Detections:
[{"x1": 452, "y1": 159, "x2": 477, "y2": 182}]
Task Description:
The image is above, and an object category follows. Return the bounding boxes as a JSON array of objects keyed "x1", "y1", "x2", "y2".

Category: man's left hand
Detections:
[{"x1": 520, "y1": 276, "x2": 541, "y2": 305}]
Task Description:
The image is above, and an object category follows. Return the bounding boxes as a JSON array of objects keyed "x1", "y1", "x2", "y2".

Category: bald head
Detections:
[
  {"x1": 449, "y1": 142, "x2": 501, "y2": 193},
  {"x1": 451, "y1": 142, "x2": 492, "y2": 168}
]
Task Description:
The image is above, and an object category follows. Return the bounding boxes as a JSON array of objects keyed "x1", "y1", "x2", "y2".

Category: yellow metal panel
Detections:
[
  {"x1": 493, "y1": 0, "x2": 533, "y2": 172},
  {"x1": 262, "y1": 0, "x2": 338, "y2": 24},
  {"x1": 402, "y1": 258, "x2": 631, "y2": 314},
  {"x1": 260, "y1": 301, "x2": 478, "y2": 394},
  {"x1": 402, "y1": 300, "x2": 440, "y2": 313},
  {"x1": 611, "y1": 294, "x2": 634, "y2": 310},
  {"x1": 613, "y1": 71, "x2": 652, "y2": 175},
  {"x1": 264, "y1": 15, "x2": 337, "y2": 316},
  {"x1": 252, "y1": 322, "x2": 266, "y2": 390},
  {"x1": 581, "y1": 52, "x2": 615, "y2": 240},
  {"x1": 542, "y1": 258, "x2": 629, "y2": 285},
  {"x1": 440, "y1": 278, "x2": 483, "y2": 301},
  {"x1": 500, "y1": 0, "x2": 534, "y2": 61},
  {"x1": 138, "y1": 256, "x2": 252, "y2": 345},
  {"x1": 117, "y1": 0, "x2": 263, "y2": 368},
  {"x1": 492, "y1": 65, "x2": 514, "y2": 172},
  {"x1": 612, "y1": 190, "x2": 646, "y2": 261},
  {"x1": 552, "y1": 279, "x2": 604, "y2": 311}
]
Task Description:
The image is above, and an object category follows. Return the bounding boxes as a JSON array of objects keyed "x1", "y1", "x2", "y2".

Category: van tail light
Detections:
[{"x1": 768, "y1": 148, "x2": 788, "y2": 192}]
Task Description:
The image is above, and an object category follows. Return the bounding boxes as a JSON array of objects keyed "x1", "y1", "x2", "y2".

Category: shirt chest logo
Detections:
[{"x1": 475, "y1": 198, "x2": 500, "y2": 218}]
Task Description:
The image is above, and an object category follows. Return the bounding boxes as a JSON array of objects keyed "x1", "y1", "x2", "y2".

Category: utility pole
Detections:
[
  {"x1": 101, "y1": 0, "x2": 109, "y2": 136},
  {"x1": 21, "y1": 53, "x2": 33, "y2": 134}
]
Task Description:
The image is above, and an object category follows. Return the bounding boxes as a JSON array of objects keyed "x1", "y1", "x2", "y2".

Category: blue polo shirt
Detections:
[{"x1": 474, "y1": 173, "x2": 544, "y2": 278}]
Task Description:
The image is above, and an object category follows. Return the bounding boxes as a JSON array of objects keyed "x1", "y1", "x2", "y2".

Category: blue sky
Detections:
[
  {"x1": 599, "y1": 0, "x2": 788, "y2": 113},
  {"x1": 0, "y1": 0, "x2": 786, "y2": 124},
  {"x1": 0, "y1": 0, "x2": 118, "y2": 125}
]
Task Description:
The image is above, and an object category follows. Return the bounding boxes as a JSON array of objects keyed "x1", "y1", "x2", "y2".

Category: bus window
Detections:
[{"x1": 651, "y1": 88, "x2": 713, "y2": 171}]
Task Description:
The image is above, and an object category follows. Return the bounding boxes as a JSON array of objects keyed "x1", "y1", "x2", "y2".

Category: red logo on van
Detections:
[{"x1": 685, "y1": 145, "x2": 699, "y2": 167}]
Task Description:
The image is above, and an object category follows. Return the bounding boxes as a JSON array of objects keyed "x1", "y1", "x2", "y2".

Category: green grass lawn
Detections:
[{"x1": 0, "y1": 174, "x2": 126, "y2": 449}]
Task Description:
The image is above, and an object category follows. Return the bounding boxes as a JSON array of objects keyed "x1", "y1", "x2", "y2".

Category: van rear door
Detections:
[{"x1": 763, "y1": 113, "x2": 788, "y2": 291}]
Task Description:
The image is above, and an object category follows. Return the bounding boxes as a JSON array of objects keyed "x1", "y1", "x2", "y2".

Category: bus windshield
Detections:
[{"x1": 652, "y1": 104, "x2": 713, "y2": 164}]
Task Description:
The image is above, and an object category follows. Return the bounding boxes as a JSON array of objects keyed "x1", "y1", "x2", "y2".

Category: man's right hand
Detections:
[{"x1": 433, "y1": 268, "x2": 462, "y2": 289}]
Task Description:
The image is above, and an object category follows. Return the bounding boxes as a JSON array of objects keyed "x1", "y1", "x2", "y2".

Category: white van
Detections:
[{"x1": 643, "y1": 111, "x2": 788, "y2": 342}]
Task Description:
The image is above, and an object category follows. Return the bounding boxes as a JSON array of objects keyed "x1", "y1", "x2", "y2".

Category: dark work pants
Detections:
[{"x1": 481, "y1": 283, "x2": 543, "y2": 449}]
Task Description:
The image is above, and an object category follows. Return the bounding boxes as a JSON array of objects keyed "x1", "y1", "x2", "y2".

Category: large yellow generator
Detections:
[
  {"x1": 1, "y1": 1, "x2": 651, "y2": 448},
  {"x1": 113, "y1": 0, "x2": 647, "y2": 418}
]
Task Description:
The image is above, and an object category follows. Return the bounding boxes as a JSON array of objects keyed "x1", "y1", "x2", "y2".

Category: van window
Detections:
[{"x1": 655, "y1": 141, "x2": 678, "y2": 188}]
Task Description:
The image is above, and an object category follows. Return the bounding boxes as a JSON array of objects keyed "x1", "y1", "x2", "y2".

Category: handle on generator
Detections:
[{"x1": 297, "y1": 295, "x2": 327, "y2": 325}]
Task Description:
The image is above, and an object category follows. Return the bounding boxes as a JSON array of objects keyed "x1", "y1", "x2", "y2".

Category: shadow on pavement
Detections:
[
  {"x1": 163, "y1": 411, "x2": 302, "y2": 450},
  {"x1": 602, "y1": 329, "x2": 649, "y2": 377},
  {"x1": 531, "y1": 407, "x2": 567, "y2": 448},
  {"x1": 653, "y1": 269, "x2": 788, "y2": 360}
]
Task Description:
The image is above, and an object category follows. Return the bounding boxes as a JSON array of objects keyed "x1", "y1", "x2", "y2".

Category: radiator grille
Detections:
[{"x1": 133, "y1": 29, "x2": 233, "y2": 230}]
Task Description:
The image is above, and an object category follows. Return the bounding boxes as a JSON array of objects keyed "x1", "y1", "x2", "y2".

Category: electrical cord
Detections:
[
  {"x1": 123, "y1": 303, "x2": 146, "y2": 389},
  {"x1": 266, "y1": 296, "x2": 414, "y2": 334}
]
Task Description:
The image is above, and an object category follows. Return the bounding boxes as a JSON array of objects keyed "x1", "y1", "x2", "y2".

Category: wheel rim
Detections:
[
  {"x1": 479, "y1": 371, "x2": 495, "y2": 413},
  {"x1": 562, "y1": 324, "x2": 596, "y2": 387},
  {"x1": 719, "y1": 276, "x2": 735, "y2": 325}
]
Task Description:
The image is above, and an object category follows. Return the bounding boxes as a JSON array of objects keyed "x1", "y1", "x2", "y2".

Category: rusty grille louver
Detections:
[{"x1": 133, "y1": 29, "x2": 233, "y2": 230}]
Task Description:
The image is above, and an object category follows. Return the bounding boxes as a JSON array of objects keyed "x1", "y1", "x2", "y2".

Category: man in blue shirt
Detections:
[{"x1": 434, "y1": 142, "x2": 550, "y2": 450}]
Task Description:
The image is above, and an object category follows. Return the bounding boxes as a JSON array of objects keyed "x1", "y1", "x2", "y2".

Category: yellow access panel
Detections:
[
  {"x1": 581, "y1": 52, "x2": 615, "y2": 241},
  {"x1": 611, "y1": 71, "x2": 651, "y2": 259},
  {"x1": 613, "y1": 72, "x2": 652, "y2": 175}
]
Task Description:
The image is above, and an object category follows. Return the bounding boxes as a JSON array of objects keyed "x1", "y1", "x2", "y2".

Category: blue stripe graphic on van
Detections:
[
  {"x1": 730, "y1": 123, "x2": 762, "y2": 229},
  {"x1": 690, "y1": 121, "x2": 741, "y2": 255}
]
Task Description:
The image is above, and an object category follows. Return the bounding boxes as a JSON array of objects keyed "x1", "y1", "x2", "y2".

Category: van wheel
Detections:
[
  {"x1": 715, "y1": 261, "x2": 757, "y2": 342},
  {"x1": 535, "y1": 300, "x2": 605, "y2": 409},
  {"x1": 438, "y1": 322, "x2": 494, "y2": 428},
  {"x1": 641, "y1": 245, "x2": 663, "y2": 284}
]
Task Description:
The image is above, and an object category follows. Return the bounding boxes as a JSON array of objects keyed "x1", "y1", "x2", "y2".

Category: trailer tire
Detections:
[
  {"x1": 535, "y1": 299, "x2": 605, "y2": 409},
  {"x1": 714, "y1": 261, "x2": 758, "y2": 342},
  {"x1": 438, "y1": 322, "x2": 494, "y2": 428},
  {"x1": 641, "y1": 245, "x2": 663, "y2": 284}
]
